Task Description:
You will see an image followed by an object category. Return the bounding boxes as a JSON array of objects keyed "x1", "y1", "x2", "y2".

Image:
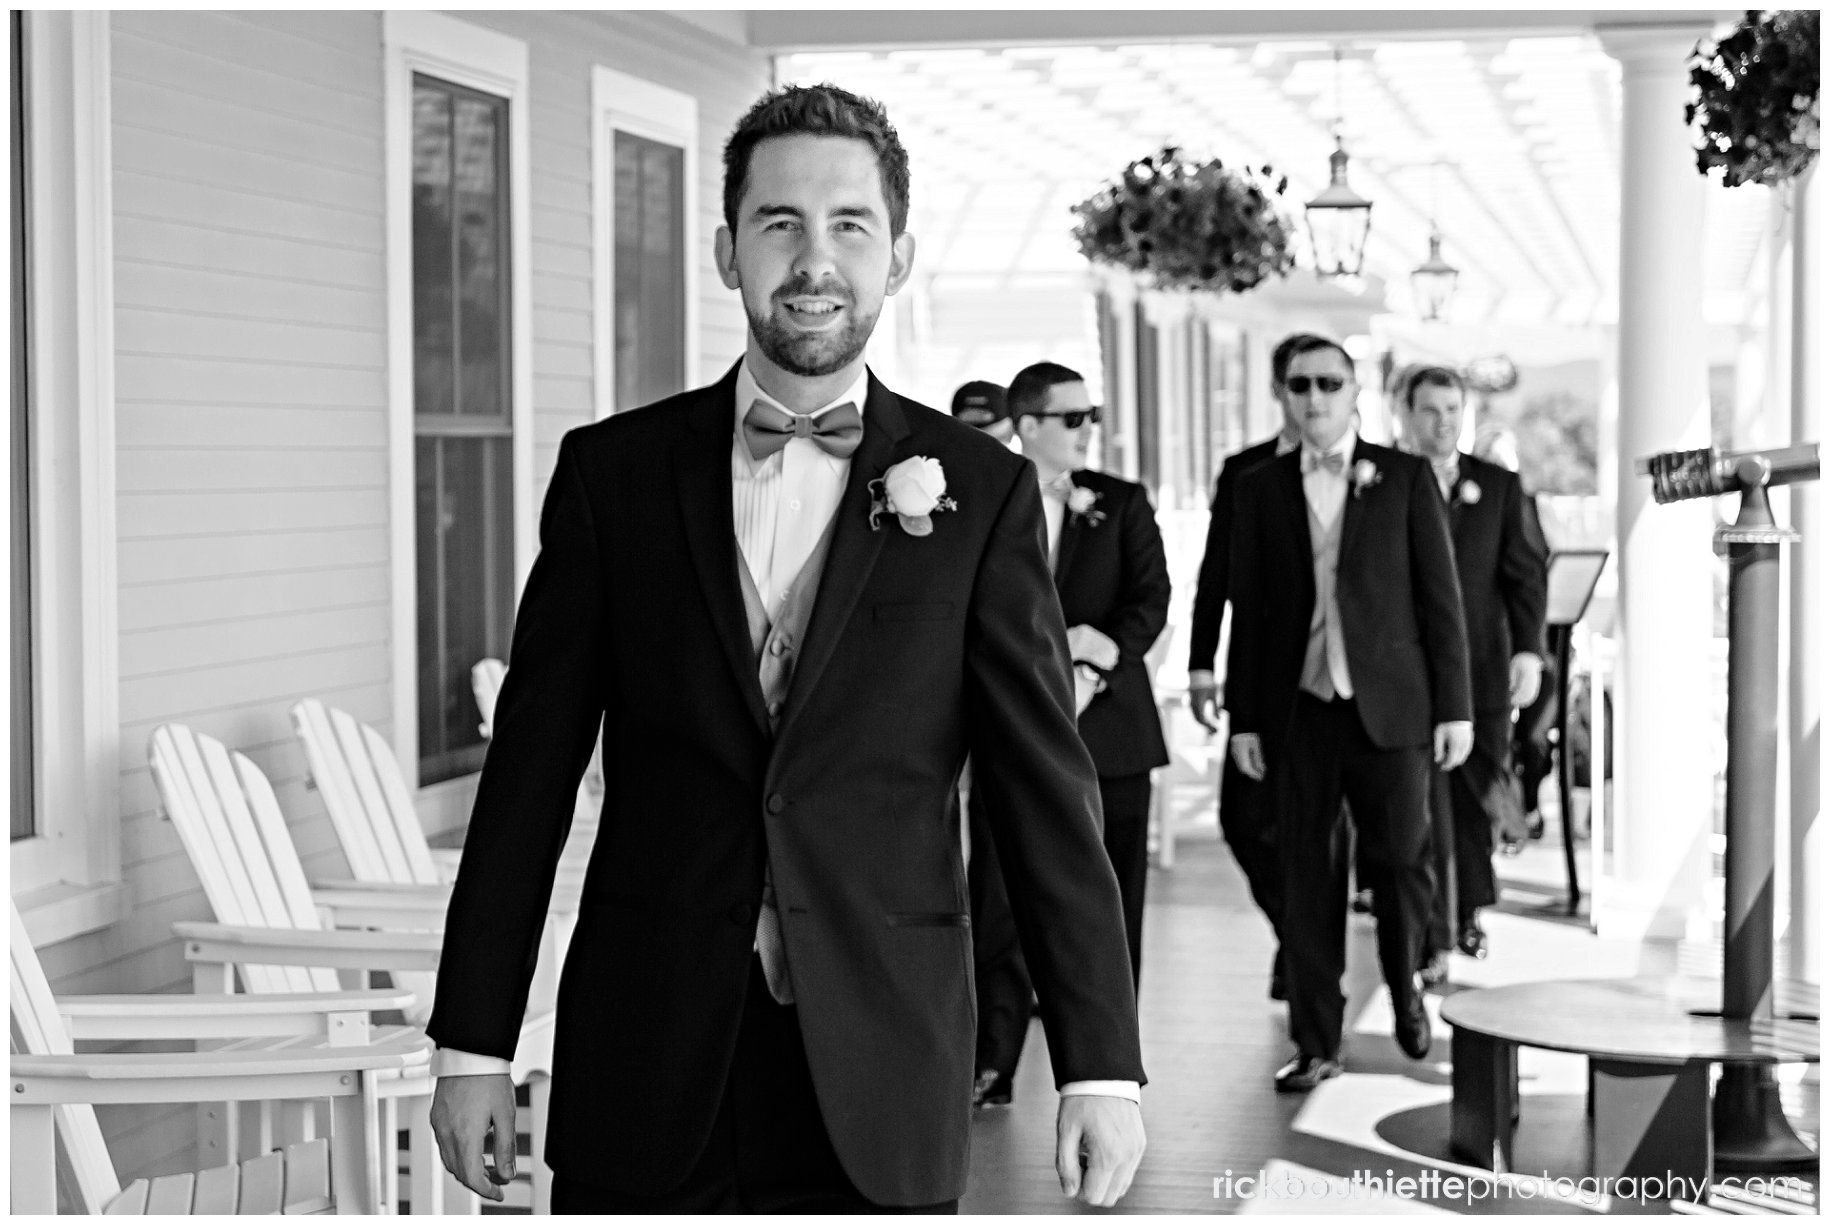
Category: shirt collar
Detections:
[{"x1": 733, "y1": 358, "x2": 870, "y2": 439}]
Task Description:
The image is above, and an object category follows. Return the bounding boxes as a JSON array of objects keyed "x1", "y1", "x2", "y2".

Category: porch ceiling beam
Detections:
[{"x1": 744, "y1": 10, "x2": 1734, "y2": 53}]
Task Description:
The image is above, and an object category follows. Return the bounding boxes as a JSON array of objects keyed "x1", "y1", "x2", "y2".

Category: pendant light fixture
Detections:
[
  {"x1": 1304, "y1": 47, "x2": 1373, "y2": 279},
  {"x1": 1410, "y1": 163, "x2": 1459, "y2": 321}
]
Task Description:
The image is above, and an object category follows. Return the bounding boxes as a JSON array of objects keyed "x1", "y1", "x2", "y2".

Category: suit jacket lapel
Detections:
[
  {"x1": 1338, "y1": 436, "x2": 1370, "y2": 561},
  {"x1": 779, "y1": 373, "x2": 911, "y2": 734},
  {"x1": 1271, "y1": 452, "x2": 1314, "y2": 602},
  {"x1": 674, "y1": 366, "x2": 771, "y2": 735},
  {"x1": 1052, "y1": 474, "x2": 1085, "y2": 594}
]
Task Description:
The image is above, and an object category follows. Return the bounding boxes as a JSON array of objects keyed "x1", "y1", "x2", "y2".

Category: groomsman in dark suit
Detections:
[
  {"x1": 1395, "y1": 368, "x2": 1547, "y2": 979},
  {"x1": 1188, "y1": 332, "x2": 1326, "y2": 999},
  {"x1": 967, "y1": 362, "x2": 1171, "y2": 1108},
  {"x1": 1225, "y1": 335, "x2": 1472, "y2": 1092},
  {"x1": 428, "y1": 85, "x2": 1145, "y2": 1211}
]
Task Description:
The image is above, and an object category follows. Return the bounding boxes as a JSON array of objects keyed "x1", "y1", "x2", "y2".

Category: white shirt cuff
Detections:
[
  {"x1": 1059, "y1": 1079, "x2": 1141, "y2": 1102},
  {"x1": 1188, "y1": 669, "x2": 1216, "y2": 688},
  {"x1": 434, "y1": 1046, "x2": 512, "y2": 1079}
]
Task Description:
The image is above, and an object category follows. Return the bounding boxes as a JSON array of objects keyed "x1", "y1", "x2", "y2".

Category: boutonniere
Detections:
[
  {"x1": 869, "y1": 456, "x2": 958, "y2": 536},
  {"x1": 1066, "y1": 485, "x2": 1107, "y2": 526},
  {"x1": 1351, "y1": 458, "x2": 1382, "y2": 498},
  {"x1": 1457, "y1": 479, "x2": 1482, "y2": 506}
]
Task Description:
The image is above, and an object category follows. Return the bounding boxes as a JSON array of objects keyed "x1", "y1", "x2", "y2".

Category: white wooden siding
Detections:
[{"x1": 34, "y1": 8, "x2": 769, "y2": 1190}]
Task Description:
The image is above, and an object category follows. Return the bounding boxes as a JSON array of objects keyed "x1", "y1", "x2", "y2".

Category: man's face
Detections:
[
  {"x1": 1284, "y1": 347, "x2": 1359, "y2": 451},
  {"x1": 715, "y1": 134, "x2": 915, "y2": 380},
  {"x1": 1401, "y1": 382, "x2": 1465, "y2": 461},
  {"x1": 1018, "y1": 381, "x2": 1094, "y2": 474}
]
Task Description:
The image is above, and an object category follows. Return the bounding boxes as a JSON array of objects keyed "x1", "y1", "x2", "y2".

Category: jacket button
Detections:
[
  {"x1": 728, "y1": 901, "x2": 754, "y2": 926},
  {"x1": 766, "y1": 794, "x2": 786, "y2": 814}
]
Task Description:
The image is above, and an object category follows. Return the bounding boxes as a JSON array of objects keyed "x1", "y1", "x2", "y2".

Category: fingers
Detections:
[
  {"x1": 1189, "y1": 686, "x2": 1218, "y2": 732},
  {"x1": 1230, "y1": 735, "x2": 1265, "y2": 780},
  {"x1": 1059, "y1": 1099, "x2": 1147, "y2": 1207},
  {"x1": 430, "y1": 1076, "x2": 513, "y2": 1203},
  {"x1": 489, "y1": 1098, "x2": 518, "y2": 1187},
  {"x1": 1055, "y1": 1114, "x2": 1084, "y2": 1199}
]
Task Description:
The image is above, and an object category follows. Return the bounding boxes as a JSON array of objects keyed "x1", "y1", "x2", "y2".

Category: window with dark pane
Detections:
[
  {"x1": 613, "y1": 130, "x2": 685, "y2": 411},
  {"x1": 11, "y1": 10, "x2": 35, "y2": 841},
  {"x1": 411, "y1": 74, "x2": 514, "y2": 784}
]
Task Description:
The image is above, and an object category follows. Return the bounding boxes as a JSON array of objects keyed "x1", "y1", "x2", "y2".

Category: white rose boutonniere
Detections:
[
  {"x1": 1066, "y1": 485, "x2": 1107, "y2": 526},
  {"x1": 1351, "y1": 458, "x2": 1382, "y2": 497},
  {"x1": 870, "y1": 456, "x2": 959, "y2": 536},
  {"x1": 1458, "y1": 479, "x2": 1482, "y2": 506}
]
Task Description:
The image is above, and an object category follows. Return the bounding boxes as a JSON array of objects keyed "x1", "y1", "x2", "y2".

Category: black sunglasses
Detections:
[
  {"x1": 1028, "y1": 406, "x2": 1102, "y2": 429},
  {"x1": 1284, "y1": 375, "x2": 1347, "y2": 395}
]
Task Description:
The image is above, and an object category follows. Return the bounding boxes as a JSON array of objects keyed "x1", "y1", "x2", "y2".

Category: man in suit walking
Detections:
[
  {"x1": 965, "y1": 362, "x2": 1171, "y2": 1109},
  {"x1": 1396, "y1": 368, "x2": 1547, "y2": 978},
  {"x1": 1225, "y1": 335, "x2": 1472, "y2": 1092},
  {"x1": 1187, "y1": 332, "x2": 1327, "y2": 999},
  {"x1": 426, "y1": 85, "x2": 1146, "y2": 1212}
]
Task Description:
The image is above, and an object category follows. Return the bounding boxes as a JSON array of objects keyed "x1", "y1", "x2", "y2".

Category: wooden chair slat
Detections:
[
  {"x1": 236, "y1": 1151, "x2": 284, "y2": 1215},
  {"x1": 231, "y1": 754, "x2": 342, "y2": 994},
  {"x1": 361, "y1": 721, "x2": 441, "y2": 885},
  {"x1": 11, "y1": 903, "x2": 124, "y2": 1213},
  {"x1": 104, "y1": 1179, "x2": 150, "y2": 1214},
  {"x1": 327, "y1": 706, "x2": 414, "y2": 882},
  {"x1": 280, "y1": 1138, "x2": 331, "y2": 1214},
  {"x1": 292, "y1": 700, "x2": 394, "y2": 884},
  {"x1": 190, "y1": 1162, "x2": 239, "y2": 1214},
  {"x1": 472, "y1": 658, "x2": 506, "y2": 739},
  {"x1": 143, "y1": 1170, "x2": 196, "y2": 1214}
]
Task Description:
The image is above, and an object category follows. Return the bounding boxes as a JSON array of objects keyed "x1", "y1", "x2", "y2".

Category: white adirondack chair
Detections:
[
  {"x1": 148, "y1": 723, "x2": 558, "y2": 1213},
  {"x1": 10, "y1": 902, "x2": 429, "y2": 1214},
  {"x1": 471, "y1": 658, "x2": 507, "y2": 741}
]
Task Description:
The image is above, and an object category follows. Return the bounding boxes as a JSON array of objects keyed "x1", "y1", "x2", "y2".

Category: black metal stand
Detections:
[
  {"x1": 1710, "y1": 477, "x2": 1815, "y2": 1172},
  {"x1": 1551, "y1": 623, "x2": 1581, "y2": 917}
]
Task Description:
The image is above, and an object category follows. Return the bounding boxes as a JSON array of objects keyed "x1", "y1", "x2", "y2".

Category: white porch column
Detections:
[
  {"x1": 1596, "y1": 24, "x2": 1716, "y2": 939},
  {"x1": 1787, "y1": 162, "x2": 1821, "y2": 983}
]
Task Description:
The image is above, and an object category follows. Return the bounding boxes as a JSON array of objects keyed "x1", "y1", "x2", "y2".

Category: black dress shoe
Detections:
[
  {"x1": 971, "y1": 1069, "x2": 1012, "y2": 1109},
  {"x1": 1274, "y1": 1054, "x2": 1344, "y2": 1093},
  {"x1": 1419, "y1": 951, "x2": 1449, "y2": 987},
  {"x1": 1456, "y1": 918, "x2": 1489, "y2": 960},
  {"x1": 1394, "y1": 982, "x2": 1433, "y2": 1060}
]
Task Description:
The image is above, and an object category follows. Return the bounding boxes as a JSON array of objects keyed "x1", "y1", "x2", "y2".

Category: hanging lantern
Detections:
[
  {"x1": 1304, "y1": 136, "x2": 1374, "y2": 278},
  {"x1": 1409, "y1": 227, "x2": 1459, "y2": 321}
]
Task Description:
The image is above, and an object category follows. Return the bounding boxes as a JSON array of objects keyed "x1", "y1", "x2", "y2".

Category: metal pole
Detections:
[
  {"x1": 1555, "y1": 625, "x2": 1581, "y2": 915},
  {"x1": 1712, "y1": 464, "x2": 1814, "y2": 1171}
]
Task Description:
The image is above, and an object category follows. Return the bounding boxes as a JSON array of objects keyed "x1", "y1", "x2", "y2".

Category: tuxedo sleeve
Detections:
[
  {"x1": 963, "y1": 468, "x2": 1146, "y2": 1088},
  {"x1": 1221, "y1": 472, "x2": 1266, "y2": 735},
  {"x1": 1186, "y1": 462, "x2": 1238, "y2": 673},
  {"x1": 1498, "y1": 474, "x2": 1549, "y2": 659},
  {"x1": 427, "y1": 432, "x2": 607, "y2": 1061},
  {"x1": 1095, "y1": 484, "x2": 1171, "y2": 666},
  {"x1": 1407, "y1": 458, "x2": 1473, "y2": 724}
]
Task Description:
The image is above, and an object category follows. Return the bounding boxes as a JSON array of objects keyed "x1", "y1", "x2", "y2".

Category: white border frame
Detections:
[
  {"x1": 382, "y1": 12, "x2": 534, "y2": 790},
  {"x1": 590, "y1": 65, "x2": 700, "y2": 419},
  {"x1": 11, "y1": 11, "x2": 129, "y2": 945}
]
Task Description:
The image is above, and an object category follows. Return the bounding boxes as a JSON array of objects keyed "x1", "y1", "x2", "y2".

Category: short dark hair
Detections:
[
  {"x1": 950, "y1": 379, "x2": 1008, "y2": 428},
  {"x1": 1402, "y1": 364, "x2": 1465, "y2": 409},
  {"x1": 1007, "y1": 362, "x2": 1085, "y2": 419},
  {"x1": 1279, "y1": 333, "x2": 1355, "y2": 381},
  {"x1": 722, "y1": 84, "x2": 912, "y2": 237}
]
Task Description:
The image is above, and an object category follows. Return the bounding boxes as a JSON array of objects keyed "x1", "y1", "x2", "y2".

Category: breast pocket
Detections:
[{"x1": 874, "y1": 601, "x2": 956, "y2": 623}]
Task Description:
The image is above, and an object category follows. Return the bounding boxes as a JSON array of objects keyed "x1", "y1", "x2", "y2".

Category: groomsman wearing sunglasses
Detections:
[
  {"x1": 1225, "y1": 335, "x2": 1472, "y2": 1092},
  {"x1": 967, "y1": 362, "x2": 1171, "y2": 1108},
  {"x1": 1187, "y1": 332, "x2": 1330, "y2": 1001},
  {"x1": 1394, "y1": 367, "x2": 1547, "y2": 982}
]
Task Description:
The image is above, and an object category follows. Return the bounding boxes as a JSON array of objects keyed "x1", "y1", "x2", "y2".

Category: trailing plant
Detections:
[{"x1": 1686, "y1": 10, "x2": 1820, "y2": 187}]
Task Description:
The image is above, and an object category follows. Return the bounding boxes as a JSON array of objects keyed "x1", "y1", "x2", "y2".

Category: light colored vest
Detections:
[{"x1": 1300, "y1": 501, "x2": 1352, "y2": 700}]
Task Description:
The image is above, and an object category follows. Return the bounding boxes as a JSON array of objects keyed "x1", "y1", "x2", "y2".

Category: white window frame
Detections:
[
  {"x1": 591, "y1": 66, "x2": 700, "y2": 419},
  {"x1": 11, "y1": 10, "x2": 129, "y2": 945},
  {"x1": 382, "y1": 12, "x2": 534, "y2": 798}
]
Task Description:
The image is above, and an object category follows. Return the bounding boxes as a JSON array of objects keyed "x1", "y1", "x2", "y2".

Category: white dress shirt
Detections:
[{"x1": 436, "y1": 364, "x2": 1135, "y2": 1101}]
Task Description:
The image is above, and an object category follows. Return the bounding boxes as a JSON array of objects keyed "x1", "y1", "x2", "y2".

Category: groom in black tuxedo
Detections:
[
  {"x1": 1396, "y1": 367, "x2": 1547, "y2": 978},
  {"x1": 426, "y1": 85, "x2": 1146, "y2": 1212},
  {"x1": 1225, "y1": 335, "x2": 1471, "y2": 1092}
]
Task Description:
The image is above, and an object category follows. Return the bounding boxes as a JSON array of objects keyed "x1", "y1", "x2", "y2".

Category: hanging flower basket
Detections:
[
  {"x1": 1686, "y1": 10, "x2": 1820, "y2": 188},
  {"x1": 1070, "y1": 146, "x2": 1298, "y2": 294}
]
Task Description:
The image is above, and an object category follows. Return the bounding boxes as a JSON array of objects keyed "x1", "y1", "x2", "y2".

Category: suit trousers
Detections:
[
  {"x1": 551, "y1": 957, "x2": 958, "y2": 1214},
  {"x1": 1278, "y1": 693, "x2": 1434, "y2": 1061},
  {"x1": 1217, "y1": 756, "x2": 1281, "y2": 943}
]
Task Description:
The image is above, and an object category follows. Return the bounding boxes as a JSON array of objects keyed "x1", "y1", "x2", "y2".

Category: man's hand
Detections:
[
  {"x1": 1188, "y1": 669, "x2": 1221, "y2": 732},
  {"x1": 1056, "y1": 1095, "x2": 1146, "y2": 1207},
  {"x1": 1508, "y1": 653, "x2": 1544, "y2": 709},
  {"x1": 1066, "y1": 624, "x2": 1120, "y2": 671},
  {"x1": 1230, "y1": 732, "x2": 1265, "y2": 781},
  {"x1": 430, "y1": 1073, "x2": 518, "y2": 1202},
  {"x1": 1433, "y1": 721, "x2": 1474, "y2": 772}
]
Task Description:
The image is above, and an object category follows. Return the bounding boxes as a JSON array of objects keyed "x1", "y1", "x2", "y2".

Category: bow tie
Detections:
[
  {"x1": 742, "y1": 399, "x2": 863, "y2": 462},
  {"x1": 1301, "y1": 449, "x2": 1345, "y2": 476},
  {"x1": 1040, "y1": 473, "x2": 1076, "y2": 502}
]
